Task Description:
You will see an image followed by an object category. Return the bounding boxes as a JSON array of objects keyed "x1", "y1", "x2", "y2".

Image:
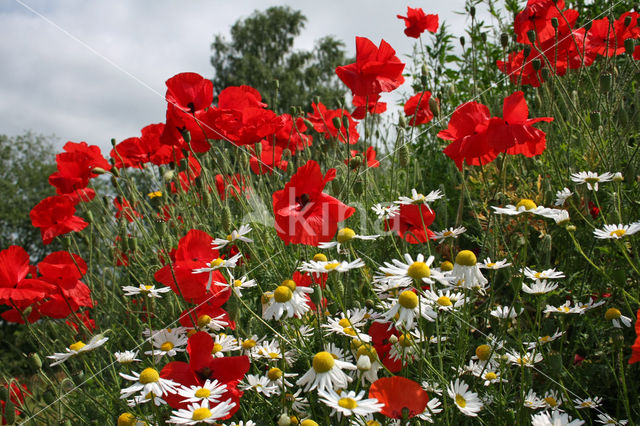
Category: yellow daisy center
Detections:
[
  {"x1": 540, "y1": 336, "x2": 551, "y2": 343},
  {"x1": 437, "y1": 296, "x2": 452, "y2": 307},
  {"x1": 475, "y1": 344, "x2": 491, "y2": 361},
  {"x1": 366, "y1": 421, "x2": 382, "y2": 426},
  {"x1": 242, "y1": 339, "x2": 256, "y2": 349},
  {"x1": 197, "y1": 315, "x2": 211, "y2": 327},
  {"x1": 273, "y1": 285, "x2": 293, "y2": 303},
  {"x1": 191, "y1": 407, "x2": 212, "y2": 420},
  {"x1": 343, "y1": 327, "x2": 357, "y2": 336},
  {"x1": 142, "y1": 285, "x2": 154, "y2": 292},
  {"x1": 486, "y1": 263, "x2": 496, "y2": 268},
  {"x1": 226, "y1": 234, "x2": 233, "y2": 241},
  {"x1": 338, "y1": 318, "x2": 351, "y2": 328},
  {"x1": 194, "y1": 387, "x2": 210, "y2": 398},
  {"x1": 398, "y1": 333, "x2": 413, "y2": 347},
  {"x1": 300, "y1": 421, "x2": 319, "y2": 426},
  {"x1": 324, "y1": 262, "x2": 341, "y2": 270},
  {"x1": 187, "y1": 329, "x2": 197, "y2": 338},
  {"x1": 233, "y1": 280, "x2": 243, "y2": 287},
  {"x1": 356, "y1": 344, "x2": 377, "y2": 362},
  {"x1": 584, "y1": 177, "x2": 599, "y2": 184},
  {"x1": 268, "y1": 352, "x2": 280, "y2": 359},
  {"x1": 139, "y1": 368, "x2": 159, "y2": 384},
  {"x1": 544, "y1": 396, "x2": 558, "y2": 407},
  {"x1": 117, "y1": 413, "x2": 137, "y2": 426},
  {"x1": 337, "y1": 228, "x2": 356, "y2": 243},
  {"x1": 398, "y1": 290, "x2": 418, "y2": 309},
  {"x1": 210, "y1": 258, "x2": 224, "y2": 267},
  {"x1": 212, "y1": 343, "x2": 223, "y2": 354},
  {"x1": 267, "y1": 367, "x2": 283, "y2": 381},
  {"x1": 261, "y1": 293, "x2": 273, "y2": 304},
  {"x1": 407, "y1": 261, "x2": 431, "y2": 280},
  {"x1": 312, "y1": 351, "x2": 335, "y2": 373},
  {"x1": 485, "y1": 372, "x2": 497, "y2": 380},
  {"x1": 516, "y1": 199, "x2": 537, "y2": 210},
  {"x1": 160, "y1": 341, "x2": 174, "y2": 352},
  {"x1": 455, "y1": 250, "x2": 477, "y2": 266},
  {"x1": 440, "y1": 260, "x2": 454, "y2": 271},
  {"x1": 338, "y1": 397, "x2": 358, "y2": 410},
  {"x1": 456, "y1": 394, "x2": 467, "y2": 408},
  {"x1": 282, "y1": 279, "x2": 297, "y2": 291},
  {"x1": 443, "y1": 231, "x2": 453, "y2": 237},
  {"x1": 610, "y1": 229, "x2": 626, "y2": 238},
  {"x1": 313, "y1": 253, "x2": 328, "y2": 262},
  {"x1": 605, "y1": 308, "x2": 622, "y2": 320},
  {"x1": 69, "y1": 341, "x2": 86, "y2": 351}
]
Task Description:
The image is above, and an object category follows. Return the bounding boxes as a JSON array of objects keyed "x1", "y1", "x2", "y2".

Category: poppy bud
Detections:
[
  {"x1": 332, "y1": 279, "x2": 344, "y2": 298},
  {"x1": 469, "y1": 6, "x2": 476, "y2": 17},
  {"x1": 600, "y1": 73, "x2": 612, "y2": 93},
  {"x1": 22, "y1": 306, "x2": 32, "y2": 318},
  {"x1": 342, "y1": 115, "x2": 350, "y2": 131},
  {"x1": 110, "y1": 138, "x2": 117, "y2": 147},
  {"x1": 180, "y1": 128, "x2": 191, "y2": 144},
  {"x1": 332, "y1": 116, "x2": 342, "y2": 130},
  {"x1": 331, "y1": 176, "x2": 342, "y2": 194},
  {"x1": 349, "y1": 155, "x2": 362, "y2": 169},
  {"x1": 500, "y1": 33, "x2": 509, "y2": 48},
  {"x1": 203, "y1": 191, "x2": 212, "y2": 208},
  {"x1": 460, "y1": 36, "x2": 466, "y2": 48},
  {"x1": 429, "y1": 96, "x2": 440, "y2": 117},
  {"x1": 625, "y1": 15, "x2": 633, "y2": 26},
  {"x1": 625, "y1": 38, "x2": 635, "y2": 55},
  {"x1": 365, "y1": 299, "x2": 374, "y2": 309},
  {"x1": 523, "y1": 45, "x2": 532, "y2": 58},
  {"x1": 527, "y1": 30, "x2": 536, "y2": 43},
  {"x1": 227, "y1": 293, "x2": 239, "y2": 322},
  {"x1": 590, "y1": 111, "x2": 600, "y2": 129},
  {"x1": 551, "y1": 17, "x2": 559, "y2": 29},
  {"x1": 163, "y1": 170, "x2": 175, "y2": 181},
  {"x1": 303, "y1": 119, "x2": 314, "y2": 130},
  {"x1": 541, "y1": 68, "x2": 551, "y2": 80},
  {"x1": 29, "y1": 352, "x2": 42, "y2": 369},
  {"x1": 91, "y1": 167, "x2": 107, "y2": 175},
  {"x1": 86, "y1": 210, "x2": 94, "y2": 224},
  {"x1": 399, "y1": 142, "x2": 410, "y2": 167},
  {"x1": 532, "y1": 58, "x2": 542, "y2": 71},
  {"x1": 398, "y1": 115, "x2": 407, "y2": 128},
  {"x1": 274, "y1": 79, "x2": 280, "y2": 89},
  {"x1": 110, "y1": 175, "x2": 118, "y2": 188},
  {"x1": 353, "y1": 178, "x2": 363, "y2": 196},
  {"x1": 221, "y1": 205, "x2": 231, "y2": 230},
  {"x1": 421, "y1": 64, "x2": 429, "y2": 76},
  {"x1": 310, "y1": 285, "x2": 322, "y2": 307}
]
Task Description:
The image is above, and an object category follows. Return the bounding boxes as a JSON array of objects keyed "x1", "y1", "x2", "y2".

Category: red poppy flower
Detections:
[
  {"x1": 404, "y1": 91, "x2": 436, "y2": 126},
  {"x1": 30, "y1": 195, "x2": 88, "y2": 245},
  {"x1": 111, "y1": 123, "x2": 175, "y2": 168},
  {"x1": 0, "y1": 246, "x2": 54, "y2": 309},
  {"x1": 397, "y1": 7, "x2": 439, "y2": 38},
  {"x1": 160, "y1": 331, "x2": 250, "y2": 418},
  {"x1": 49, "y1": 142, "x2": 111, "y2": 195},
  {"x1": 367, "y1": 321, "x2": 401, "y2": 372},
  {"x1": 487, "y1": 91, "x2": 553, "y2": 156},
  {"x1": 272, "y1": 160, "x2": 355, "y2": 245},
  {"x1": 306, "y1": 102, "x2": 359, "y2": 145},
  {"x1": 369, "y1": 376, "x2": 429, "y2": 419},
  {"x1": 165, "y1": 72, "x2": 213, "y2": 114},
  {"x1": 514, "y1": 0, "x2": 567, "y2": 44},
  {"x1": 385, "y1": 204, "x2": 435, "y2": 244},
  {"x1": 66, "y1": 310, "x2": 96, "y2": 333},
  {"x1": 346, "y1": 147, "x2": 380, "y2": 169},
  {"x1": 585, "y1": 13, "x2": 640, "y2": 59},
  {"x1": 629, "y1": 308, "x2": 640, "y2": 364},
  {"x1": 269, "y1": 114, "x2": 312, "y2": 153},
  {"x1": 1, "y1": 379, "x2": 30, "y2": 423},
  {"x1": 336, "y1": 37, "x2": 406, "y2": 97},
  {"x1": 215, "y1": 174, "x2": 248, "y2": 201},
  {"x1": 352, "y1": 94, "x2": 387, "y2": 120},
  {"x1": 37, "y1": 251, "x2": 87, "y2": 290}
]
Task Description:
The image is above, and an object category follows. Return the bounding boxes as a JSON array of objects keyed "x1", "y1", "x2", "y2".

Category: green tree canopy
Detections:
[
  {"x1": 0, "y1": 132, "x2": 58, "y2": 258},
  {"x1": 210, "y1": 6, "x2": 349, "y2": 112}
]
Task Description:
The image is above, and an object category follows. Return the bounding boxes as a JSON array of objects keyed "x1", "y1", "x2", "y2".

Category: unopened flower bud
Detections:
[
  {"x1": 332, "y1": 116, "x2": 342, "y2": 130},
  {"x1": 500, "y1": 33, "x2": 509, "y2": 48},
  {"x1": 349, "y1": 155, "x2": 363, "y2": 169},
  {"x1": 600, "y1": 73, "x2": 612, "y2": 93},
  {"x1": 541, "y1": 68, "x2": 551, "y2": 80},
  {"x1": 389, "y1": 335, "x2": 398, "y2": 344},
  {"x1": 357, "y1": 354, "x2": 372, "y2": 371},
  {"x1": 110, "y1": 138, "x2": 117, "y2": 147},
  {"x1": 342, "y1": 115, "x2": 350, "y2": 130},
  {"x1": 163, "y1": 170, "x2": 175, "y2": 181},
  {"x1": 429, "y1": 96, "x2": 440, "y2": 117},
  {"x1": 399, "y1": 143, "x2": 410, "y2": 167},
  {"x1": 551, "y1": 17, "x2": 559, "y2": 29},
  {"x1": 625, "y1": 38, "x2": 635, "y2": 55},
  {"x1": 91, "y1": 167, "x2": 107, "y2": 175},
  {"x1": 469, "y1": 6, "x2": 476, "y2": 17},
  {"x1": 532, "y1": 58, "x2": 542, "y2": 71},
  {"x1": 180, "y1": 128, "x2": 191, "y2": 144},
  {"x1": 29, "y1": 353, "x2": 42, "y2": 369},
  {"x1": 278, "y1": 413, "x2": 292, "y2": 426},
  {"x1": 365, "y1": 299, "x2": 374, "y2": 309},
  {"x1": 303, "y1": 118, "x2": 314, "y2": 130},
  {"x1": 565, "y1": 224, "x2": 576, "y2": 232},
  {"x1": 613, "y1": 172, "x2": 624, "y2": 182},
  {"x1": 527, "y1": 30, "x2": 537, "y2": 43},
  {"x1": 523, "y1": 45, "x2": 532, "y2": 58},
  {"x1": 459, "y1": 36, "x2": 465, "y2": 47},
  {"x1": 221, "y1": 205, "x2": 231, "y2": 230}
]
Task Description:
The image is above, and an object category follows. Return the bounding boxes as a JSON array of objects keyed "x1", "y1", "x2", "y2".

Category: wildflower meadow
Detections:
[{"x1": 2, "y1": 1, "x2": 640, "y2": 425}]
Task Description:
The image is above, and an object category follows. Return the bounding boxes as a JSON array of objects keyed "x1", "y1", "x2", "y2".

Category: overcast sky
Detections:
[{"x1": 0, "y1": 0, "x2": 491, "y2": 154}]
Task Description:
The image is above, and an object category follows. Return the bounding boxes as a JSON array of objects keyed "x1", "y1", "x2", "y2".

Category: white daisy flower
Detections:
[
  {"x1": 505, "y1": 350, "x2": 543, "y2": 367},
  {"x1": 417, "y1": 397, "x2": 443, "y2": 423},
  {"x1": 478, "y1": 258, "x2": 511, "y2": 270},
  {"x1": 318, "y1": 227, "x2": 379, "y2": 251},
  {"x1": 593, "y1": 223, "x2": 640, "y2": 239},
  {"x1": 395, "y1": 188, "x2": 443, "y2": 209},
  {"x1": 525, "y1": 330, "x2": 565, "y2": 350},
  {"x1": 120, "y1": 367, "x2": 178, "y2": 399},
  {"x1": 595, "y1": 413, "x2": 628, "y2": 425},
  {"x1": 211, "y1": 333, "x2": 240, "y2": 357},
  {"x1": 372, "y1": 203, "x2": 400, "y2": 220},
  {"x1": 145, "y1": 328, "x2": 188, "y2": 360},
  {"x1": 491, "y1": 199, "x2": 563, "y2": 219},
  {"x1": 353, "y1": 344, "x2": 382, "y2": 384},
  {"x1": 613, "y1": 172, "x2": 624, "y2": 182},
  {"x1": 531, "y1": 410, "x2": 584, "y2": 426},
  {"x1": 193, "y1": 253, "x2": 243, "y2": 290},
  {"x1": 447, "y1": 379, "x2": 483, "y2": 417},
  {"x1": 237, "y1": 335, "x2": 261, "y2": 356},
  {"x1": 324, "y1": 342, "x2": 354, "y2": 364},
  {"x1": 262, "y1": 283, "x2": 311, "y2": 321},
  {"x1": 122, "y1": 284, "x2": 172, "y2": 298},
  {"x1": 490, "y1": 305, "x2": 523, "y2": 319},
  {"x1": 548, "y1": 209, "x2": 570, "y2": 224},
  {"x1": 433, "y1": 226, "x2": 467, "y2": 242},
  {"x1": 522, "y1": 279, "x2": 558, "y2": 295},
  {"x1": 167, "y1": 399, "x2": 236, "y2": 424},
  {"x1": 239, "y1": 374, "x2": 279, "y2": 397},
  {"x1": 474, "y1": 367, "x2": 506, "y2": 386},
  {"x1": 323, "y1": 311, "x2": 371, "y2": 342},
  {"x1": 213, "y1": 273, "x2": 257, "y2": 298},
  {"x1": 523, "y1": 390, "x2": 545, "y2": 409},
  {"x1": 605, "y1": 307, "x2": 633, "y2": 328},
  {"x1": 177, "y1": 379, "x2": 227, "y2": 405},
  {"x1": 284, "y1": 388, "x2": 309, "y2": 414},
  {"x1": 211, "y1": 224, "x2": 253, "y2": 249},
  {"x1": 299, "y1": 258, "x2": 365, "y2": 274},
  {"x1": 48, "y1": 334, "x2": 109, "y2": 366},
  {"x1": 295, "y1": 351, "x2": 356, "y2": 393},
  {"x1": 127, "y1": 393, "x2": 166, "y2": 407},
  {"x1": 554, "y1": 188, "x2": 573, "y2": 206},
  {"x1": 285, "y1": 323, "x2": 315, "y2": 339},
  {"x1": 114, "y1": 350, "x2": 141, "y2": 364},
  {"x1": 571, "y1": 171, "x2": 614, "y2": 191},
  {"x1": 524, "y1": 267, "x2": 565, "y2": 281},
  {"x1": 574, "y1": 396, "x2": 603, "y2": 409},
  {"x1": 542, "y1": 390, "x2": 563, "y2": 410},
  {"x1": 423, "y1": 289, "x2": 467, "y2": 312},
  {"x1": 450, "y1": 250, "x2": 488, "y2": 291},
  {"x1": 388, "y1": 331, "x2": 422, "y2": 364},
  {"x1": 384, "y1": 290, "x2": 437, "y2": 330},
  {"x1": 377, "y1": 253, "x2": 449, "y2": 289},
  {"x1": 318, "y1": 388, "x2": 383, "y2": 418},
  {"x1": 265, "y1": 366, "x2": 297, "y2": 388},
  {"x1": 576, "y1": 298, "x2": 606, "y2": 313},
  {"x1": 254, "y1": 339, "x2": 297, "y2": 364},
  {"x1": 193, "y1": 313, "x2": 229, "y2": 332}
]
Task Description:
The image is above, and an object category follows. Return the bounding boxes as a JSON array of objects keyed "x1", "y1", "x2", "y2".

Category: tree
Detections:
[
  {"x1": 0, "y1": 132, "x2": 58, "y2": 259},
  {"x1": 210, "y1": 6, "x2": 349, "y2": 112}
]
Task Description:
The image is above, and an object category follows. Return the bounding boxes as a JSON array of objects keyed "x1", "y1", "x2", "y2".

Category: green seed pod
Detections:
[
  {"x1": 429, "y1": 96, "x2": 440, "y2": 117},
  {"x1": 590, "y1": 111, "x2": 601, "y2": 129},
  {"x1": 310, "y1": 285, "x2": 322, "y2": 307},
  {"x1": 399, "y1": 143, "x2": 410, "y2": 167},
  {"x1": 523, "y1": 45, "x2": 532, "y2": 58},
  {"x1": 110, "y1": 138, "x2": 117, "y2": 147},
  {"x1": 349, "y1": 155, "x2": 363, "y2": 169},
  {"x1": 532, "y1": 58, "x2": 542, "y2": 71},
  {"x1": 181, "y1": 128, "x2": 191, "y2": 144},
  {"x1": 600, "y1": 73, "x2": 612, "y2": 93},
  {"x1": 527, "y1": 30, "x2": 536, "y2": 43},
  {"x1": 500, "y1": 33, "x2": 509, "y2": 48},
  {"x1": 29, "y1": 353, "x2": 42, "y2": 369},
  {"x1": 469, "y1": 6, "x2": 476, "y2": 18},
  {"x1": 342, "y1": 115, "x2": 350, "y2": 130},
  {"x1": 221, "y1": 205, "x2": 231, "y2": 231},
  {"x1": 332, "y1": 116, "x2": 342, "y2": 130},
  {"x1": 625, "y1": 38, "x2": 635, "y2": 55},
  {"x1": 353, "y1": 178, "x2": 363, "y2": 196},
  {"x1": 459, "y1": 36, "x2": 465, "y2": 48}
]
